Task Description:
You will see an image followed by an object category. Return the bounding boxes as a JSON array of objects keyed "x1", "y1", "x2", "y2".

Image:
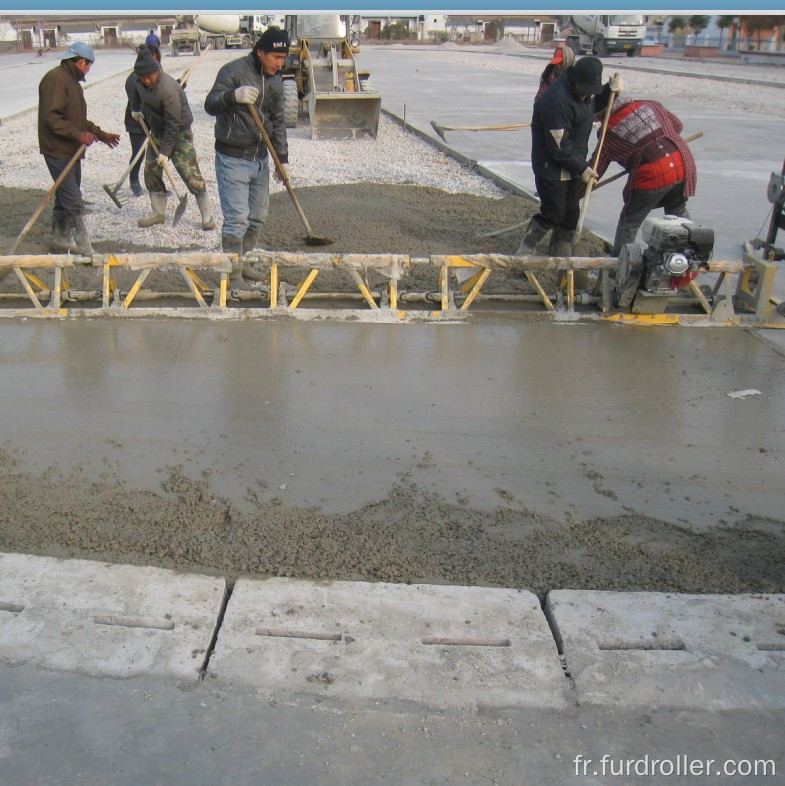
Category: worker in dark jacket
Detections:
[
  {"x1": 534, "y1": 43, "x2": 575, "y2": 104},
  {"x1": 38, "y1": 41, "x2": 120, "y2": 255},
  {"x1": 204, "y1": 26, "x2": 290, "y2": 289},
  {"x1": 587, "y1": 95, "x2": 697, "y2": 254},
  {"x1": 124, "y1": 44, "x2": 161, "y2": 197},
  {"x1": 517, "y1": 56, "x2": 622, "y2": 257},
  {"x1": 130, "y1": 47, "x2": 215, "y2": 230}
]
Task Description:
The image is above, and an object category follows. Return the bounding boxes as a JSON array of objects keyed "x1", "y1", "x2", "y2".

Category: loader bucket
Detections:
[{"x1": 307, "y1": 91, "x2": 382, "y2": 140}]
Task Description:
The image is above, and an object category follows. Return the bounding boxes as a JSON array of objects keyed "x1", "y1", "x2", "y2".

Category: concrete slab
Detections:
[
  {"x1": 0, "y1": 552, "x2": 226, "y2": 680},
  {"x1": 209, "y1": 578, "x2": 570, "y2": 710},
  {"x1": 546, "y1": 590, "x2": 785, "y2": 710}
]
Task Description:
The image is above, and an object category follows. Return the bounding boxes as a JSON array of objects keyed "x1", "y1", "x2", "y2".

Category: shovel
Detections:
[
  {"x1": 0, "y1": 143, "x2": 88, "y2": 284},
  {"x1": 575, "y1": 74, "x2": 618, "y2": 239},
  {"x1": 430, "y1": 119, "x2": 531, "y2": 141},
  {"x1": 137, "y1": 117, "x2": 188, "y2": 227},
  {"x1": 248, "y1": 104, "x2": 333, "y2": 246}
]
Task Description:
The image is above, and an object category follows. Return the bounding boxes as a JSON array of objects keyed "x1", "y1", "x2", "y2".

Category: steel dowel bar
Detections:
[
  {"x1": 93, "y1": 615, "x2": 175, "y2": 631},
  {"x1": 421, "y1": 636, "x2": 512, "y2": 647},
  {"x1": 255, "y1": 627, "x2": 343, "y2": 641}
]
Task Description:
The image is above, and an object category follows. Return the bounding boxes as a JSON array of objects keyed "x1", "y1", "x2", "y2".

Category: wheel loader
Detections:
[{"x1": 282, "y1": 14, "x2": 381, "y2": 140}]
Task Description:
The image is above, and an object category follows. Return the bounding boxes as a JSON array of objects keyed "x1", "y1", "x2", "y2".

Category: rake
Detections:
[{"x1": 102, "y1": 140, "x2": 148, "y2": 208}]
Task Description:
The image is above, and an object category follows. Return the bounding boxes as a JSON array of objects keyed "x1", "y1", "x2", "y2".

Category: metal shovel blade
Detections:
[{"x1": 172, "y1": 193, "x2": 188, "y2": 227}]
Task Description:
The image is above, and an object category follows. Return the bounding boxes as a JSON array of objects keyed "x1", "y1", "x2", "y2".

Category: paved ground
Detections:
[{"x1": 1, "y1": 44, "x2": 784, "y2": 784}]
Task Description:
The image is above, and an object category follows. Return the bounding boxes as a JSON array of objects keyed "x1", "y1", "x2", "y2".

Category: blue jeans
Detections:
[{"x1": 214, "y1": 150, "x2": 269, "y2": 239}]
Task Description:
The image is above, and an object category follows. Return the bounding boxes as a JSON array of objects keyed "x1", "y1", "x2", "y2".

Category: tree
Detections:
[
  {"x1": 739, "y1": 15, "x2": 784, "y2": 50},
  {"x1": 716, "y1": 15, "x2": 737, "y2": 50},
  {"x1": 667, "y1": 17, "x2": 685, "y2": 35},
  {"x1": 380, "y1": 22, "x2": 411, "y2": 41},
  {"x1": 485, "y1": 17, "x2": 504, "y2": 42},
  {"x1": 688, "y1": 15, "x2": 710, "y2": 42}
]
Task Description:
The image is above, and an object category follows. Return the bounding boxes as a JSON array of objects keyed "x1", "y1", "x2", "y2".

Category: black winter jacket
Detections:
[
  {"x1": 204, "y1": 52, "x2": 288, "y2": 164},
  {"x1": 531, "y1": 70, "x2": 609, "y2": 182}
]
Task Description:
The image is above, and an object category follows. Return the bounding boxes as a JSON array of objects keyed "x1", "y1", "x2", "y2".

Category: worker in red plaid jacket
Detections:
[{"x1": 587, "y1": 95, "x2": 697, "y2": 255}]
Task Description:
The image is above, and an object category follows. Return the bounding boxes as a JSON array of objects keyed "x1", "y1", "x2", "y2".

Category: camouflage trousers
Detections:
[{"x1": 144, "y1": 128, "x2": 206, "y2": 196}]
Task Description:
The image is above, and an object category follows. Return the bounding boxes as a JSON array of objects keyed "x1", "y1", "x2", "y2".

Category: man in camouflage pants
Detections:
[{"x1": 129, "y1": 47, "x2": 215, "y2": 230}]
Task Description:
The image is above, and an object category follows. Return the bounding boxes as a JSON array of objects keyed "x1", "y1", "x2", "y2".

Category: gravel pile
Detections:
[{"x1": 0, "y1": 49, "x2": 506, "y2": 252}]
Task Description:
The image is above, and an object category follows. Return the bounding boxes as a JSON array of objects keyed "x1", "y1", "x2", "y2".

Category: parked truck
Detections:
[
  {"x1": 171, "y1": 14, "x2": 268, "y2": 56},
  {"x1": 562, "y1": 15, "x2": 646, "y2": 57}
]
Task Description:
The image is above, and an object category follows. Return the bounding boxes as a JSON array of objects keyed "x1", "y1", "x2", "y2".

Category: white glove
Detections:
[
  {"x1": 234, "y1": 86, "x2": 260, "y2": 105},
  {"x1": 273, "y1": 163, "x2": 290, "y2": 183},
  {"x1": 581, "y1": 166, "x2": 598, "y2": 184},
  {"x1": 609, "y1": 74, "x2": 623, "y2": 94},
  {"x1": 156, "y1": 153, "x2": 169, "y2": 167},
  {"x1": 131, "y1": 111, "x2": 144, "y2": 123}
]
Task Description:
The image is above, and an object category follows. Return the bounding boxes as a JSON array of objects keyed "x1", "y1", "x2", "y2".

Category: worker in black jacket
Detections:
[{"x1": 517, "y1": 57, "x2": 622, "y2": 257}]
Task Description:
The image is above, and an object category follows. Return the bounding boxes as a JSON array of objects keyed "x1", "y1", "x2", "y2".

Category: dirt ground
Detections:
[{"x1": 0, "y1": 182, "x2": 606, "y2": 294}]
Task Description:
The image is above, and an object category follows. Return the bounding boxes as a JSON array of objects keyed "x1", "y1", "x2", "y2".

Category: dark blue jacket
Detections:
[{"x1": 531, "y1": 70, "x2": 609, "y2": 182}]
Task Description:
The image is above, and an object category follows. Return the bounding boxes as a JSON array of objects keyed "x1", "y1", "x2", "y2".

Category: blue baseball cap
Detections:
[{"x1": 58, "y1": 41, "x2": 95, "y2": 62}]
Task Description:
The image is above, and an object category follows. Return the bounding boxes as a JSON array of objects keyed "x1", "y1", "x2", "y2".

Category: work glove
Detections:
[
  {"x1": 234, "y1": 86, "x2": 260, "y2": 105},
  {"x1": 580, "y1": 166, "x2": 598, "y2": 184},
  {"x1": 156, "y1": 153, "x2": 169, "y2": 168},
  {"x1": 131, "y1": 111, "x2": 145, "y2": 123},
  {"x1": 77, "y1": 131, "x2": 98, "y2": 146},
  {"x1": 273, "y1": 163, "x2": 290, "y2": 183},
  {"x1": 609, "y1": 74, "x2": 624, "y2": 93},
  {"x1": 102, "y1": 132, "x2": 121, "y2": 149}
]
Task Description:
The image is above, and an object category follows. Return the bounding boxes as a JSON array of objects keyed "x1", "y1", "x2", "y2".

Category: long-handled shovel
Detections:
[
  {"x1": 0, "y1": 143, "x2": 87, "y2": 284},
  {"x1": 430, "y1": 119, "x2": 531, "y2": 141},
  {"x1": 101, "y1": 45, "x2": 212, "y2": 208},
  {"x1": 248, "y1": 104, "x2": 333, "y2": 246},
  {"x1": 137, "y1": 117, "x2": 188, "y2": 227},
  {"x1": 575, "y1": 74, "x2": 618, "y2": 239}
]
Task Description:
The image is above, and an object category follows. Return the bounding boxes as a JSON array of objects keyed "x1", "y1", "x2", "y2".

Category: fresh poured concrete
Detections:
[{"x1": 0, "y1": 552, "x2": 225, "y2": 679}]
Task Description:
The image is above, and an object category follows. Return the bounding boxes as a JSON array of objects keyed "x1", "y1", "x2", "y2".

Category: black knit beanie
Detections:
[
  {"x1": 134, "y1": 48, "x2": 159, "y2": 76},
  {"x1": 254, "y1": 26, "x2": 290, "y2": 54}
]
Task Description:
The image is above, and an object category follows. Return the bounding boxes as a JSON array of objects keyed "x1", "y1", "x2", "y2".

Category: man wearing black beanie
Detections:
[
  {"x1": 205, "y1": 25, "x2": 291, "y2": 290},
  {"x1": 130, "y1": 45, "x2": 215, "y2": 231},
  {"x1": 517, "y1": 56, "x2": 622, "y2": 261}
]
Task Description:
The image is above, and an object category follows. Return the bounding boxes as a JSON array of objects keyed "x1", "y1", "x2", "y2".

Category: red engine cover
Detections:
[{"x1": 669, "y1": 271, "x2": 699, "y2": 290}]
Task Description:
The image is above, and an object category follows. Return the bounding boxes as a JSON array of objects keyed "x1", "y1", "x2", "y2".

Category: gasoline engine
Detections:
[{"x1": 615, "y1": 216, "x2": 714, "y2": 309}]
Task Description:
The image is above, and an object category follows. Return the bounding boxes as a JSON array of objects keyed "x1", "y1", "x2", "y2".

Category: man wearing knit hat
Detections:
[
  {"x1": 37, "y1": 41, "x2": 121, "y2": 256},
  {"x1": 130, "y1": 46, "x2": 215, "y2": 230},
  {"x1": 517, "y1": 56, "x2": 622, "y2": 259},
  {"x1": 205, "y1": 25, "x2": 291, "y2": 290}
]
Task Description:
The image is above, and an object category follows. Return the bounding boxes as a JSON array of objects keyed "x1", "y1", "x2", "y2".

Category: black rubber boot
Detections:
[
  {"x1": 51, "y1": 214, "x2": 77, "y2": 253},
  {"x1": 515, "y1": 217, "x2": 550, "y2": 256},
  {"x1": 240, "y1": 227, "x2": 266, "y2": 282},
  {"x1": 72, "y1": 215, "x2": 95, "y2": 257},
  {"x1": 222, "y1": 235, "x2": 246, "y2": 290}
]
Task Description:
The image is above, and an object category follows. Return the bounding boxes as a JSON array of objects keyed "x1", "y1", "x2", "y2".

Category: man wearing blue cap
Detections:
[{"x1": 38, "y1": 41, "x2": 120, "y2": 255}]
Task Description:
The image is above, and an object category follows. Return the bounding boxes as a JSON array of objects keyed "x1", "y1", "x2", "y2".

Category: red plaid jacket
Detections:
[{"x1": 592, "y1": 98, "x2": 697, "y2": 205}]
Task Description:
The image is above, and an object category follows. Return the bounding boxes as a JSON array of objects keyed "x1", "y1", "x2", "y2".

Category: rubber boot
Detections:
[
  {"x1": 222, "y1": 235, "x2": 247, "y2": 291},
  {"x1": 515, "y1": 217, "x2": 550, "y2": 256},
  {"x1": 548, "y1": 228, "x2": 574, "y2": 258},
  {"x1": 240, "y1": 227, "x2": 266, "y2": 282},
  {"x1": 130, "y1": 181, "x2": 144, "y2": 198},
  {"x1": 195, "y1": 190, "x2": 216, "y2": 231},
  {"x1": 51, "y1": 214, "x2": 77, "y2": 253},
  {"x1": 72, "y1": 215, "x2": 95, "y2": 257},
  {"x1": 138, "y1": 192, "x2": 168, "y2": 228}
]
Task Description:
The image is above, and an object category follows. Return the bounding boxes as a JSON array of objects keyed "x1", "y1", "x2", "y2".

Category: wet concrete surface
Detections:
[{"x1": 2, "y1": 319, "x2": 783, "y2": 529}]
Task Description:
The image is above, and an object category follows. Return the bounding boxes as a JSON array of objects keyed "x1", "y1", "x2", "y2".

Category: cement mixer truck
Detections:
[
  {"x1": 171, "y1": 14, "x2": 269, "y2": 56},
  {"x1": 562, "y1": 15, "x2": 646, "y2": 57}
]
